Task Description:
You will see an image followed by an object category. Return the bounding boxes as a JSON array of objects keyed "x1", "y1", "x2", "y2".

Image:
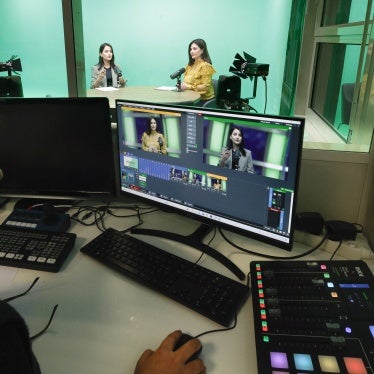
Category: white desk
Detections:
[
  {"x1": 87, "y1": 87, "x2": 201, "y2": 108},
  {"x1": 0, "y1": 200, "x2": 373, "y2": 374}
]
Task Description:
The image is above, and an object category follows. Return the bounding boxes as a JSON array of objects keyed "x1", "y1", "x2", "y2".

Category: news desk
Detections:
[
  {"x1": 0, "y1": 199, "x2": 373, "y2": 374},
  {"x1": 87, "y1": 86, "x2": 201, "y2": 108}
]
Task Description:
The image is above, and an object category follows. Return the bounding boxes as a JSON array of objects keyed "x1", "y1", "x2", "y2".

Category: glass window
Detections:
[
  {"x1": 322, "y1": 0, "x2": 369, "y2": 26},
  {"x1": 311, "y1": 43, "x2": 362, "y2": 142}
]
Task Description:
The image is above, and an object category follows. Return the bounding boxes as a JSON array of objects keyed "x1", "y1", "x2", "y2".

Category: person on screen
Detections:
[
  {"x1": 218, "y1": 126, "x2": 254, "y2": 173},
  {"x1": 91, "y1": 42, "x2": 126, "y2": 89},
  {"x1": 180, "y1": 39, "x2": 216, "y2": 104},
  {"x1": 0, "y1": 300, "x2": 205, "y2": 374},
  {"x1": 141, "y1": 117, "x2": 167, "y2": 155}
]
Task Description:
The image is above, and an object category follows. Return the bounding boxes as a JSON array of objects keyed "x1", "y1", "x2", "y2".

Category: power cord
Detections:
[{"x1": 3, "y1": 277, "x2": 59, "y2": 341}]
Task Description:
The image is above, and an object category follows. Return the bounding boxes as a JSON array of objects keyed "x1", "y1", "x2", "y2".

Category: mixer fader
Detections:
[{"x1": 250, "y1": 260, "x2": 374, "y2": 373}]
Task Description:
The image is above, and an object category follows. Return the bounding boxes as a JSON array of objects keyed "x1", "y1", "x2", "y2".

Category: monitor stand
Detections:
[{"x1": 131, "y1": 223, "x2": 245, "y2": 281}]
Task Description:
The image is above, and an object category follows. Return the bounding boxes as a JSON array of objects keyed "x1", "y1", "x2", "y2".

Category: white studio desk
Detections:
[{"x1": 0, "y1": 199, "x2": 373, "y2": 374}]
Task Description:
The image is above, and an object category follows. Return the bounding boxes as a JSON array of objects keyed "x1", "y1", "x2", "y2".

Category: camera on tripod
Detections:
[{"x1": 215, "y1": 52, "x2": 269, "y2": 112}]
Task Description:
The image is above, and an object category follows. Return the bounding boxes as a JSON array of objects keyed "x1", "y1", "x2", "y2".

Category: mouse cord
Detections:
[
  {"x1": 3, "y1": 277, "x2": 40, "y2": 302},
  {"x1": 30, "y1": 304, "x2": 59, "y2": 341},
  {"x1": 193, "y1": 314, "x2": 237, "y2": 339}
]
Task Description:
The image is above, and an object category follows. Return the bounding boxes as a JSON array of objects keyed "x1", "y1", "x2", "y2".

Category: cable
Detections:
[
  {"x1": 263, "y1": 77, "x2": 268, "y2": 113},
  {"x1": 218, "y1": 227, "x2": 329, "y2": 260},
  {"x1": 195, "y1": 226, "x2": 217, "y2": 264},
  {"x1": 329, "y1": 240, "x2": 343, "y2": 261},
  {"x1": 194, "y1": 314, "x2": 238, "y2": 340},
  {"x1": 30, "y1": 304, "x2": 59, "y2": 341},
  {"x1": 3, "y1": 277, "x2": 40, "y2": 302}
]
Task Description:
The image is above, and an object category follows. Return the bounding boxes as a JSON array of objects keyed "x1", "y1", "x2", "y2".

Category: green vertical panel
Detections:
[
  {"x1": 280, "y1": 0, "x2": 306, "y2": 116},
  {"x1": 264, "y1": 133, "x2": 287, "y2": 179},
  {"x1": 121, "y1": 113, "x2": 137, "y2": 148},
  {"x1": 206, "y1": 120, "x2": 227, "y2": 165},
  {"x1": 164, "y1": 117, "x2": 180, "y2": 157}
]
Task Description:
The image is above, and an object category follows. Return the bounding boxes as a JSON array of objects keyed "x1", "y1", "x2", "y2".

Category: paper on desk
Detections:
[
  {"x1": 95, "y1": 87, "x2": 119, "y2": 92},
  {"x1": 155, "y1": 86, "x2": 177, "y2": 91}
]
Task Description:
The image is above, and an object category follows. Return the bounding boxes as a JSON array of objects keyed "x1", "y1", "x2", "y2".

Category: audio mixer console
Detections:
[{"x1": 250, "y1": 260, "x2": 374, "y2": 373}]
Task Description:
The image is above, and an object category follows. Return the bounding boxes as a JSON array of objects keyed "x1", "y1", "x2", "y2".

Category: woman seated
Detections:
[{"x1": 141, "y1": 117, "x2": 167, "y2": 155}]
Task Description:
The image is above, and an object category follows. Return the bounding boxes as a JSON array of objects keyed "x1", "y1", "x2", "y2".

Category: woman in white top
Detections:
[{"x1": 91, "y1": 42, "x2": 126, "y2": 89}]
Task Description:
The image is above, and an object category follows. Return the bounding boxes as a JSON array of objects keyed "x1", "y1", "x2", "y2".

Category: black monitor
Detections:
[
  {"x1": 0, "y1": 97, "x2": 116, "y2": 201},
  {"x1": 116, "y1": 100, "x2": 304, "y2": 252}
]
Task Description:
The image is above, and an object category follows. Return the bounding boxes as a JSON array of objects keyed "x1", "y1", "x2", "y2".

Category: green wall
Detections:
[
  {"x1": 0, "y1": 0, "x2": 292, "y2": 114},
  {"x1": 0, "y1": 0, "x2": 67, "y2": 97}
]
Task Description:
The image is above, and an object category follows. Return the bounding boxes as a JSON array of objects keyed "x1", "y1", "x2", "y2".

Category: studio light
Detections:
[{"x1": 0, "y1": 55, "x2": 22, "y2": 76}]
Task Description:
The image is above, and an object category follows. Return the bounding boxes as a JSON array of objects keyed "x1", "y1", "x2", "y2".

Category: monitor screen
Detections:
[
  {"x1": 0, "y1": 97, "x2": 116, "y2": 200},
  {"x1": 116, "y1": 100, "x2": 304, "y2": 250}
]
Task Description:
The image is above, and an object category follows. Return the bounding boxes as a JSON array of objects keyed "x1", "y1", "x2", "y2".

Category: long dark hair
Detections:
[
  {"x1": 97, "y1": 42, "x2": 116, "y2": 68},
  {"x1": 226, "y1": 126, "x2": 246, "y2": 156},
  {"x1": 187, "y1": 38, "x2": 212, "y2": 65},
  {"x1": 145, "y1": 116, "x2": 159, "y2": 135}
]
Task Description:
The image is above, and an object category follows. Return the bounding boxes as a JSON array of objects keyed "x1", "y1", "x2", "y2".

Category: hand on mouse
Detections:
[{"x1": 134, "y1": 330, "x2": 206, "y2": 374}]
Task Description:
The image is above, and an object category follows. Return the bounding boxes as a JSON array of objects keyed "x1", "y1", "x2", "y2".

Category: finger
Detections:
[
  {"x1": 158, "y1": 330, "x2": 182, "y2": 351},
  {"x1": 176, "y1": 338, "x2": 202, "y2": 362},
  {"x1": 137, "y1": 349, "x2": 153, "y2": 362},
  {"x1": 186, "y1": 358, "x2": 206, "y2": 373}
]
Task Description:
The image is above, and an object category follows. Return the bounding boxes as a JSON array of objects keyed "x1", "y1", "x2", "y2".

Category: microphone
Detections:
[
  {"x1": 114, "y1": 66, "x2": 123, "y2": 86},
  {"x1": 114, "y1": 66, "x2": 122, "y2": 77},
  {"x1": 170, "y1": 67, "x2": 185, "y2": 80},
  {"x1": 157, "y1": 137, "x2": 163, "y2": 150}
]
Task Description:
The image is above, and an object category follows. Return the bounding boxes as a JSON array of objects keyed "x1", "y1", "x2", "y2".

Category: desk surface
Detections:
[
  {"x1": 0, "y1": 199, "x2": 373, "y2": 374},
  {"x1": 87, "y1": 86, "x2": 200, "y2": 108}
]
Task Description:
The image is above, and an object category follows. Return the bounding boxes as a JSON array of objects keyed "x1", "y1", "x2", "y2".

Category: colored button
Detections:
[
  {"x1": 270, "y1": 352, "x2": 288, "y2": 369},
  {"x1": 343, "y1": 357, "x2": 367, "y2": 374},
  {"x1": 318, "y1": 355, "x2": 340, "y2": 373},
  {"x1": 294, "y1": 353, "x2": 313, "y2": 371}
]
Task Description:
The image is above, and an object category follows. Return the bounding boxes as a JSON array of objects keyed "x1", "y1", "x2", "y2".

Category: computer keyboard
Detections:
[
  {"x1": 0, "y1": 226, "x2": 76, "y2": 272},
  {"x1": 80, "y1": 228, "x2": 250, "y2": 326}
]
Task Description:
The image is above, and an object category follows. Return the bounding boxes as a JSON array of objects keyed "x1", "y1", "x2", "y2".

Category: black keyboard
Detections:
[
  {"x1": 0, "y1": 226, "x2": 76, "y2": 272},
  {"x1": 80, "y1": 228, "x2": 250, "y2": 326}
]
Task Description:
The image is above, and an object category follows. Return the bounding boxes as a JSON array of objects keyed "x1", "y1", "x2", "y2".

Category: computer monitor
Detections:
[
  {"x1": 116, "y1": 99, "x2": 304, "y2": 251},
  {"x1": 0, "y1": 97, "x2": 116, "y2": 201}
]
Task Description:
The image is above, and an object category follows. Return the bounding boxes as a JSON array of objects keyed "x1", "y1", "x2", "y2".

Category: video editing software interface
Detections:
[{"x1": 116, "y1": 100, "x2": 304, "y2": 249}]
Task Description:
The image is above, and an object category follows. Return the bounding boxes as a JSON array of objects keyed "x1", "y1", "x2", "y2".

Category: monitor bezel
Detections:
[{"x1": 116, "y1": 99, "x2": 304, "y2": 251}]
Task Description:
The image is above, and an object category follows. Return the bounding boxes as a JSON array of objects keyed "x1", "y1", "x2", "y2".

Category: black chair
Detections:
[
  {"x1": 202, "y1": 78, "x2": 218, "y2": 108},
  {"x1": 203, "y1": 75, "x2": 241, "y2": 109},
  {"x1": 0, "y1": 76, "x2": 24, "y2": 97}
]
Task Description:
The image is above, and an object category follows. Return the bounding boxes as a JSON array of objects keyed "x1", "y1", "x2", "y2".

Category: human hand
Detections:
[
  {"x1": 148, "y1": 146, "x2": 157, "y2": 153},
  {"x1": 134, "y1": 330, "x2": 206, "y2": 374},
  {"x1": 99, "y1": 68, "x2": 106, "y2": 78},
  {"x1": 221, "y1": 150, "x2": 230, "y2": 161}
]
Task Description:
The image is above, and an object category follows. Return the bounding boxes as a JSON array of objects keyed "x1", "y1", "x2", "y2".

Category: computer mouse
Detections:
[{"x1": 173, "y1": 333, "x2": 203, "y2": 363}]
